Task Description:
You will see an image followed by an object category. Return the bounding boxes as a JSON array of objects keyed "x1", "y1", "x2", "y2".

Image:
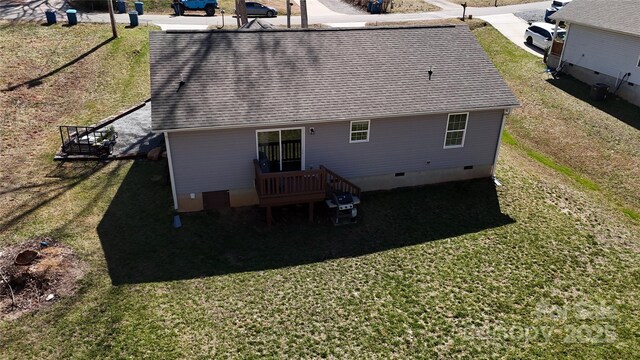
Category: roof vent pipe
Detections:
[
  {"x1": 428, "y1": 66, "x2": 433, "y2": 81},
  {"x1": 177, "y1": 73, "x2": 186, "y2": 93}
]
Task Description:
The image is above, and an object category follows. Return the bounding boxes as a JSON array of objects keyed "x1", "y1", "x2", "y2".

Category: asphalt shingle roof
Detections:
[
  {"x1": 550, "y1": 0, "x2": 640, "y2": 37},
  {"x1": 150, "y1": 26, "x2": 519, "y2": 131}
]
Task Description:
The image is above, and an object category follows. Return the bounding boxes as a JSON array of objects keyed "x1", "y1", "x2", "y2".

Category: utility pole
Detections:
[
  {"x1": 235, "y1": 0, "x2": 241, "y2": 28},
  {"x1": 237, "y1": 0, "x2": 248, "y2": 25},
  {"x1": 300, "y1": 0, "x2": 308, "y2": 28},
  {"x1": 107, "y1": 0, "x2": 118, "y2": 38},
  {"x1": 286, "y1": 1, "x2": 291, "y2": 28}
]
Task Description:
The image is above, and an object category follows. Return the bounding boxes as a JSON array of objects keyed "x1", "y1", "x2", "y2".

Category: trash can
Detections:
[
  {"x1": 590, "y1": 83, "x2": 609, "y2": 101},
  {"x1": 66, "y1": 9, "x2": 77, "y2": 25},
  {"x1": 129, "y1": 11, "x2": 139, "y2": 27},
  {"x1": 134, "y1": 1, "x2": 144, "y2": 15},
  {"x1": 45, "y1": 9, "x2": 56, "y2": 24},
  {"x1": 370, "y1": 2, "x2": 381, "y2": 14},
  {"x1": 117, "y1": 0, "x2": 127, "y2": 13},
  {"x1": 367, "y1": 0, "x2": 373, "y2": 12}
]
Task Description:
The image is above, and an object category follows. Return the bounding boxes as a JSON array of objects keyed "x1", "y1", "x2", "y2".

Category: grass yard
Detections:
[
  {"x1": 0, "y1": 22, "x2": 155, "y2": 234},
  {"x1": 0, "y1": 22, "x2": 639, "y2": 358},
  {"x1": 475, "y1": 26, "x2": 640, "y2": 219},
  {"x1": 448, "y1": 0, "x2": 542, "y2": 7},
  {"x1": 366, "y1": 18, "x2": 488, "y2": 29},
  {"x1": 385, "y1": 0, "x2": 438, "y2": 13},
  {"x1": 76, "y1": 0, "x2": 302, "y2": 16}
]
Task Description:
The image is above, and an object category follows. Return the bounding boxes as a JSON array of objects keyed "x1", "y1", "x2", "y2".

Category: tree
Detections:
[
  {"x1": 107, "y1": 0, "x2": 118, "y2": 38},
  {"x1": 237, "y1": 0, "x2": 248, "y2": 26}
]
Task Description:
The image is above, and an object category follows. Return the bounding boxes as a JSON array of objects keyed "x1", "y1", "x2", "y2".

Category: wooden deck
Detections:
[{"x1": 253, "y1": 160, "x2": 361, "y2": 225}]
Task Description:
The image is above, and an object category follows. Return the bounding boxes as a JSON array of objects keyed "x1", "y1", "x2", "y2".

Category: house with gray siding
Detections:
[
  {"x1": 548, "y1": 0, "x2": 640, "y2": 106},
  {"x1": 150, "y1": 26, "x2": 519, "y2": 213}
]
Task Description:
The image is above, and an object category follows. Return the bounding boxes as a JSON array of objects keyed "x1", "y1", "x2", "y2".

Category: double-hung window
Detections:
[
  {"x1": 350, "y1": 120, "x2": 370, "y2": 143},
  {"x1": 444, "y1": 113, "x2": 468, "y2": 148}
]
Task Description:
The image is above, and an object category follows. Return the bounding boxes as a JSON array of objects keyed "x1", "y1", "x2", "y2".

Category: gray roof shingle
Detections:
[
  {"x1": 150, "y1": 26, "x2": 519, "y2": 131},
  {"x1": 550, "y1": 0, "x2": 640, "y2": 37}
]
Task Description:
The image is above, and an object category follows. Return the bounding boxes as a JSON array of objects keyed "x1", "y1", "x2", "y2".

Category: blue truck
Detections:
[{"x1": 172, "y1": 0, "x2": 219, "y2": 16}]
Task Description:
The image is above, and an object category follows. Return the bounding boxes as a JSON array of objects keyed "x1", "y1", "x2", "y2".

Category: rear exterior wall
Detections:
[{"x1": 167, "y1": 109, "x2": 505, "y2": 211}]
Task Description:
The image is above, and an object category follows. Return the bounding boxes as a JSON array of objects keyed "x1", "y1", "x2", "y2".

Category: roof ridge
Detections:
[{"x1": 163, "y1": 24, "x2": 460, "y2": 34}]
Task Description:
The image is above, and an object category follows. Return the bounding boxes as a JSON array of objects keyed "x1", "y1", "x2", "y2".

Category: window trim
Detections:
[
  {"x1": 349, "y1": 120, "x2": 370, "y2": 143},
  {"x1": 443, "y1": 112, "x2": 469, "y2": 149}
]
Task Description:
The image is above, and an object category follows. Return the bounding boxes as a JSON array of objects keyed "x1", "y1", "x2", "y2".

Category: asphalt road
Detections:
[{"x1": 1, "y1": 0, "x2": 550, "y2": 28}]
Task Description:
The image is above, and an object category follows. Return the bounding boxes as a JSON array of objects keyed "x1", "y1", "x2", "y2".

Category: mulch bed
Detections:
[{"x1": 0, "y1": 237, "x2": 86, "y2": 320}]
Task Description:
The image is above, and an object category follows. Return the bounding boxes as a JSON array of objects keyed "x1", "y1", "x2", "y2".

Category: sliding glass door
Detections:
[{"x1": 256, "y1": 128, "x2": 304, "y2": 172}]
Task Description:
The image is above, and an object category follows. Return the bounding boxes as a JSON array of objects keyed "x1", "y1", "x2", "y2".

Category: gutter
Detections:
[{"x1": 155, "y1": 104, "x2": 521, "y2": 133}]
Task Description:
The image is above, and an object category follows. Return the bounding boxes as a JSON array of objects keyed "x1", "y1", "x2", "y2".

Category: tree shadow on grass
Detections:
[
  {"x1": 98, "y1": 161, "x2": 515, "y2": 285},
  {"x1": 0, "y1": 161, "x2": 107, "y2": 233},
  {"x1": 2, "y1": 37, "x2": 114, "y2": 92},
  {"x1": 547, "y1": 75, "x2": 640, "y2": 131}
]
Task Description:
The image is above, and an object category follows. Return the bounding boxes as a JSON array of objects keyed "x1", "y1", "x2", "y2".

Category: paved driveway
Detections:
[{"x1": 478, "y1": 13, "x2": 543, "y2": 58}]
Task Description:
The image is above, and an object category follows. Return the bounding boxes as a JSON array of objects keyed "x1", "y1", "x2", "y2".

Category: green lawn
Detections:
[
  {"x1": 0, "y1": 23, "x2": 639, "y2": 358},
  {"x1": 475, "y1": 25, "x2": 640, "y2": 218}
]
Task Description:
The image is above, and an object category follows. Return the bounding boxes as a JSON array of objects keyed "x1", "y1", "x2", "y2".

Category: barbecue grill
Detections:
[{"x1": 325, "y1": 191, "x2": 360, "y2": 225}]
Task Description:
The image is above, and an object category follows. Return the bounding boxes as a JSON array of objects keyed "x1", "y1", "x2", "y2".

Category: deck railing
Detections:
[
  {"x1": 321, "y1": 165, "x2": 361, "y2": 197},
  {"x1": 253, "y1": 160, "x2": 361, "y2": 205}
]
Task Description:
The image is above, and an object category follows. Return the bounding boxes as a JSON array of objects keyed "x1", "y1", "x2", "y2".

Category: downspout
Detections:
[
  {"x1": 164, "y1": 132, "x2": 179, "y2": 210},
  {"x1": 491, "y1": 109, "x2": 508, "y2": 177}
]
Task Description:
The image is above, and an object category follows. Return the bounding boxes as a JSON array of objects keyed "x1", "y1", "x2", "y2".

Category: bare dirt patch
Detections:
[{"x1": 0, "y1": 238, "x2": 86, "y2": 320}]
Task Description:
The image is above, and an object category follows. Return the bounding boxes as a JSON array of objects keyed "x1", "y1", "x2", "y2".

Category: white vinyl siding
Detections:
[
  {"x1": 561, "y1": 24, "x2": 640, "y2": 80},
  {"x1": 444, "y1": 113, "x2": 468, "y2": 149},
  {"x1": 168, "y1": 110, "x2": 504, "y2": 194},
  {"x1": 350, "y1": 120, "x2": 370, "y2": 143}
]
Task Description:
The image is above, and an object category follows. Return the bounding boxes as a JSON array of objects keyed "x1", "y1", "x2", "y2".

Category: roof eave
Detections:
[
  {"x1": 154, "y1": 103, "x2": 521, "y2": 133},
  {"x1": 550, "y1": 17, "x2": 640, "y2": 38}
]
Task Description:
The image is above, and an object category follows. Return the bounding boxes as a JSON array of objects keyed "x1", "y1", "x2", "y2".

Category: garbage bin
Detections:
[
  {"x1": 117, "y1": 0, "x2": 127, "y2": 13},
  {"x1": 45, "y1": 9, "x2": 56, "y2": 24},
  {"x1": 129, "y1": 11, "x2": 139, "y2": 26},
  {"x1": 370, "y1": 2, "x2": 381, "y2": 14},
  {"x1": 367, "y1": 0, "x2": 373, "y2": 12},
  {"x1": 66, "y1": 9, "x2": 77, "y2": 25},
  {"x1": 134, "y1": 1, "x2": 144, "y2": 15},
  {"x1": 590, "y1": 83, "x2": 609, "y2": 101}
]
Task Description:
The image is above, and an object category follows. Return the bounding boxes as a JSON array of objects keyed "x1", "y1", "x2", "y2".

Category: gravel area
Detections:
[
  {"x1": 318, "y1": 0, "x2": 366, "y2": 15},
  {"x1": 514, "y1": 9, "x2": 545, "y2": 24},
  {"x1": 110, "y1": 102, "x2": 164, "y2": 156}
]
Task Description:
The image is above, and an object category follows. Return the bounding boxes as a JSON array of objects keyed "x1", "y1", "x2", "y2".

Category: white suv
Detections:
[{"x1": 524, "y1": 22, "x2": 566, "y2": 50}]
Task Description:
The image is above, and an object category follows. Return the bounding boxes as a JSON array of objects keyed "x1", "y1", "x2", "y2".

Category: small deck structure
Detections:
[{"x1": 253, "y1": 160, "x2": 361, "y2": 225}]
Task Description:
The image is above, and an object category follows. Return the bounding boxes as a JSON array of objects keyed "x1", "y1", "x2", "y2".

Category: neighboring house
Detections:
[
  {"x1": 149, "y1": 26, "x2": 519, "y2": 214},
  {"x1": 548, "y1": 0, "x2": 640, "y2": 106}
]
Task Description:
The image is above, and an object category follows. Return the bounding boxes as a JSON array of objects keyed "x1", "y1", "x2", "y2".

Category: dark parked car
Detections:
[{"x1": 246, "y1": 2, "x2": 278, "y2": 17}]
